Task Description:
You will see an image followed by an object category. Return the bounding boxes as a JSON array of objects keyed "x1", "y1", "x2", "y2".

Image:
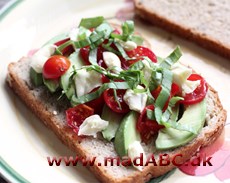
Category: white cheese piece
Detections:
[
  {"x1": 128, "y1": 141, "x2": 146, "y2": 171},
  {"x1": 30, "y1": 44, "x2": 57, "y2": 73},
  {"x1": 69, "y1": 28, "x2": 79, "y2": 41},
  {"x1": 103, "y1": 51, "x2": 121, "y2": 69},
  {"x1": 142, "y1": 59, "x2": 152, "y2": 83},
  {"x1": 69, "y1": 27, "x2": 91, "y2": 41},
  {"x1": 123, "y1": 85, "x2": 147, "y2": 113},
  {"x1": 74, "y1": 69, "x2": 102, "y2": 97},
  {"x1": 122, "y1": 40, "x2": 137, "y2": 51},
  {"x1": 171, "y1": 63, "x2": 192, "y2": 88},
  {"x1": 182, "y1": 80, "x2": 200, "y2": 94},
  {"x1": 78, "y1": 115, "x2": 109, "y2": 138}
]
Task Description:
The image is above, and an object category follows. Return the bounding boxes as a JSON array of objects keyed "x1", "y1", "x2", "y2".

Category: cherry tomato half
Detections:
[
  {"x1": 137, "y1": 105, "x2": 164, "y2": 143},
  {"x1": 124, "y1": 46, "x2": 157, "y2": 67},
  {"x1": 43, "y1": 55, "x2": 71, "y2": 79},
  {"x1": 181, "y1": 74, "x2": 208, "y2": 105},
  {"x1": 80, "y1": 46, "x2": 91, "y2": 65},
  {"x1": 85, "y1": 88, "x2": 105, "y2": 115},
  {"x1": 103, "y1": 89, "x2": 130, "y2": 114},
  {"x1": 66, "y1": 104, "x2": 94, "y2": 134},
  {"x1": 80, "y1": 46, "x2": 106, "y2": 68}
]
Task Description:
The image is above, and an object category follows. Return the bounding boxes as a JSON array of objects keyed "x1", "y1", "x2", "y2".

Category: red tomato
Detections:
[
  {"x1": 43, "y1": 55, "x2": 71, "y2": 79},
  {"x1": 54, "y1": 38, "x2": 74, "y2": 56},
  {"x1": 137, "y1": 105, "x2": 164, "y2": 143},
  {"x1": 151, "y1": 83, "x2": 181, "y2": 111},
  {"x1": 103, "y1": 89, "x2": 130, "y2": 113},
  {"x1": 124, "y1": 46, "x2": 157, "y2": 67},
  {"x1": 181, "y1": 74, "x2": 208, "y2": 105},
  {"x1": 101, "y1": 75, "x2": 110, "y2": 83},
  {"x1": 54, "y1": 38, "x2": 70, "y2": 46},
  {"x1": 80, "y1": 46, "x2": 91, "y2": 65},
  {"x1": 66, "y1": 104, "x2": 94, "y2": 134},
  {"x1": 80, "y1": 46, "x2": 106, "y2": 68},
  {"x1": 85, "y1": 88, "x2": 105, "y2": 115}
]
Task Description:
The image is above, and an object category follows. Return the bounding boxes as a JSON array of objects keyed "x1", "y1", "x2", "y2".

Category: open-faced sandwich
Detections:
[{"x1": 7, "y1": 16, "x2": 227, "y2": 183}]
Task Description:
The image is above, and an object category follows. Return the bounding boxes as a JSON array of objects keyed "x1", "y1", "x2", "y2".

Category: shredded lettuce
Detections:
[
  {"x1": 95, "y1": 22, "x2": 113, "y2": 38},
  {"x1": 42, "y1": 17, "x2": 197, "y2": 135},
  {"x1": 71, "y1": 81, "x2": 130, "y2": 105},
  {"x1": 89, "y1": 48, "x2": 98, "y2": 65},
  {"x1": 114, "y1": 42, "x2": 128, "y2": 59},
  {"x1": 160, "y1": 46, "x2": 182, "y2": 69},
  {"x1": 79, "y1": 16, "x2": 105, "y2": 29}
]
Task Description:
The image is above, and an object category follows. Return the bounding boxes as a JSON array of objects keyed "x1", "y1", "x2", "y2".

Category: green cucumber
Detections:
[
  {"x1": 43, "y1": 78, "x2": 59, "y2": 93},
  {"x1": 30, "y1": 68, "x2": 43, "y2": 87},
  {"x1": 156, "y1": 99, "x2": 206, "y2": 150},
  {"x1": 60, "y1": 50, "x2": 84, "y2": 99},
  {"x1": 101, "y1": 105, "x2": 123, "y2": 141},
  {"x1": 65, "y1": 83, "x2": 75, "y2": 99},
  {"x1": 114, "y1": 111, "x2": 141, "y2": 157}
]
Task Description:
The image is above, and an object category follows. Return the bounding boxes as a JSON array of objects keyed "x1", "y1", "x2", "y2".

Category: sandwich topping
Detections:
[{"x1": 29, "y1": 16, "x2": 208, "y2": 170}]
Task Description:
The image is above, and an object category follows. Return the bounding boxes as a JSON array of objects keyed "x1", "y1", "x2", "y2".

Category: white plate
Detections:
[{"x1": 0, "y1": 0, "x2": 230, "y2": 183}]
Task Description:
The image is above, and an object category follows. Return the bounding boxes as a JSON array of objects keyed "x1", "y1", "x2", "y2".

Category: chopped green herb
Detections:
[
  {"x1": 160, "y1": 46, "x2": 182, "y2": 69},
  {"x1": 79, "y1": 16, "x2": 104, "y2": 29}
]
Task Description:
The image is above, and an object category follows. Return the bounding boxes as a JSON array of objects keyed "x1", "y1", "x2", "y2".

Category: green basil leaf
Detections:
[
  {"x1": 71, "y1": 81, "x2": 130, "y2": 105},
  {"x1": 79, "y1": 16, "x2": 104, "y2": 29},
  {"x1": 96, "y1": 22, "x2": 113, "y2": 38},
  {"x1": 122, "y1": 20, "x2": 134, "y2": 41},
  {"x1": 89, "y1": 31, "x2": 104, "y2": 43},
  {"x1": 102, "y1": 39, "x2": 121, "y2": 55},
  {"x1": 155, "y1": 87, "x2": 170, "y2": 110},
  {"x1": 89, "y1": 48, "x2": 98, "y2": 65},
  {"x1": 78, "y1": 26, "x2": 91, "y2": 40},
  {"x1": 169, "y1": 96, "x2": 184, "y2": 107},
  {"x1": 161, "y1": 69, "x2": 172, "y2": 91},
  {"x1": 161, "y1": 106, "x2": 197, "y2": 134},
  {"x1": 160, "y1": 46, "x2": 182, "y2": 69},
  {"x1": 55, "y1": 40, "x2": 74, "y2": 55},
  {"x1": 131, "y1": 35, "x2": 143, "y2": 45},
  {"x1": 146, "y1": 109, "x2": 156, "y2": 120},
  {"x1": 114, "y1": 42, "x2": 128, "y2": 59},
  {"x1": 154, "y1": 106, "x2": 162, "y2": 123},
  {"x1": 74, "y1": 37, "x2": 91, "y2": 48}
]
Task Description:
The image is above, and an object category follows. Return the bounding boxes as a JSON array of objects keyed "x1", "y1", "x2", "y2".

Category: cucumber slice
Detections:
[
  {"x1": 114, "y1": 111, "x2": 141, "y2": 157},
  {"x1": 60, "y1": 51, "x2": 84, "y2": 98},
  {"x1": 30, "y1": 68, "x2": 43, "y2": 87},
  {"x1": 65, "y1": 83, "x2": 75, "y2": 100},
  {"x1": 156, "y1": 99, "x2": 206, "y2": 150},
  {"x1": 101, "y1": 105, "x2": 123, "y2": 141},
  {"x1": 43, "y1": 78, "x2": 59, "y2": 93}
]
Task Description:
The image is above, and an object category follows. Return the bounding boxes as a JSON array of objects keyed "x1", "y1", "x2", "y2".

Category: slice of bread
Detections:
[
  {"x1": 134, "y1": 0, "x2": 230, "y2": 59},
  {"x1": 7, "y1": 37, "x2": 227, "y2": 182},
  {"x1": 7, "y1": 57, "x2": 227, "y2": 182}
]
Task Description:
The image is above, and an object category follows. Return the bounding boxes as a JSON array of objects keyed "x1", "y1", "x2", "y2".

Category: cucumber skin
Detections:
[{"x1": 30, "y1": 68, "x2": 43, "y2": 87}]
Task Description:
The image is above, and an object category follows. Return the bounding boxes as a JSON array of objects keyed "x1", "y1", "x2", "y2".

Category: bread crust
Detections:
[
  {"x1": 134, "y1": 0, "x2": 230, "y2": 59},
  {"x1": 6, "y1": 26, "x2": 227, "y2": 182},
  {"x1": 7, "y1": 57, "x2": 227, "y2": 182}
]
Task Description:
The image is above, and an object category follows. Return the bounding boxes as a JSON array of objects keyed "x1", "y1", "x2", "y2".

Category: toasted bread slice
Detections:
[
  {"x1": 134, "y1": 0, "x2": 230, "y2": 59},
  {"x1": 7, "y1": 55, "x2": 226, "y2": 182}
]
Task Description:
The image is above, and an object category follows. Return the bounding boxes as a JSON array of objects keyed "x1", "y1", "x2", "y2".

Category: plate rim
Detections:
[
  {"x1": 0, "y1": 0, "x2": 22, "y2": 22},
  {"x1": 0, "y1": 157, "x2": 29, "y2": 183},
  {"x1": 0, "y1": 1, "x2": 27, "y2": 182}
]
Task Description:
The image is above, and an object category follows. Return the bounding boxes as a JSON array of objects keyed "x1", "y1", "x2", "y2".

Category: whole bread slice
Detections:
[
  {"x1": 134, "y1": 0, "x2": 230, "y2": 59},
  {"x1": 7, "y1": 49, "x2": 226, "y2": 182}
]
